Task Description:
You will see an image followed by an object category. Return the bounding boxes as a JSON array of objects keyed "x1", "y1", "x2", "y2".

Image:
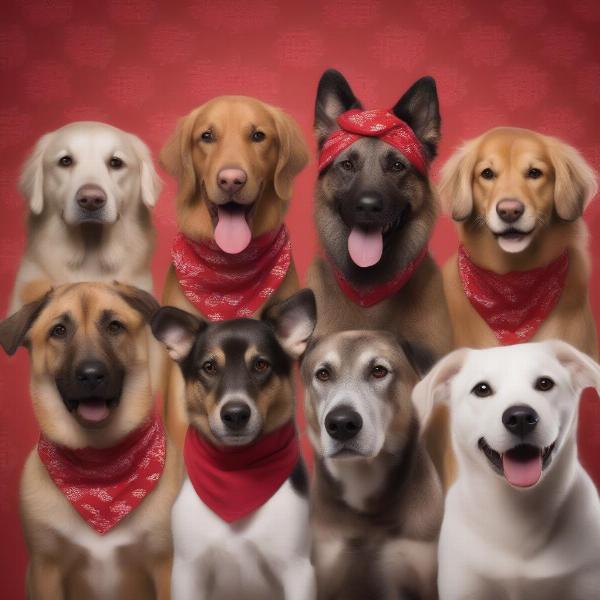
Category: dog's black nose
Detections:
[
  {"x1": 76, "y1": 184, "x2": 107, "y2": 211},
  {"x1": 496, "y1": 198, "x2": 524, "y2": 223},
  {"x1": 75, "y1": 360, "x2": 108, "y2": 391},
  {"x1": 355, "y1": 195, "x2": 383, "y2": 215},
  {"x1": 221, "y1": 401, "x2": 251, "y2": 431},
  {"x1": 325, "y1": 406, "x2": 363, "y2": 441},
  {"x1": 502, "y1": 405, "x2": 539, "y2": 438}
]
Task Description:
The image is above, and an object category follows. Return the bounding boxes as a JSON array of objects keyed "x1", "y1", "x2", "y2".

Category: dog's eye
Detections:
[
  {"x1": 202, "y1": 360, "x2": 217, "y2": 375},
  {"x1": 471, "y1": 381, "x2": 494, "y2": 397},
  {"x1": 315, "y1": 367, "x2": 330, "y2": 382},
  {"x1": 58, "y1": 155, "x2": 73, "y2": 167},
  {"x1": 535, "y1": 376, "x2": 554, "y2": 392},
  {"x1": 107, "y1": 320, "x2": 126, "y2": 335},
  {"x1": 340, "y1": 160, "x2": 354, "y2": 171},
  {"x1": 391, "y1": 161, "x2": 405, "y2": 172},
  {"x1": 108, "y1": 156, "x2": 124, "y2": 170},
  {"x1": 480, "y1": 168, "x2": 495, "y2": 180},
  {"x1": 372, "y1": 365, "x2": 388, "y2": 379},
  {"x1": 50, "y1": 324, "x2": 67, "y2": 339},
  {"x1": 251, "y1": 131, "x2": 266, "y2": 142},
  {"x1": 200, "y1": 130, "x2": 214, "y2": 143},
  {"x1": 526, "y1": 167, "x2": 543, "y2": 179},
  {"x1": 253, "y1": 358, "x2": 270, "y2": 372}
]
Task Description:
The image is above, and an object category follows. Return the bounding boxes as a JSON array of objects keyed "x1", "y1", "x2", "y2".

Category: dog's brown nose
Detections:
[
  {"x1": 217, "y1": 168, "x2": 247, "y2": 193},
  {"x1": 76, "y1": 184, "x2": 107, "y2": 211},
  {"x1": 496, "y1": 199, "x2": 524, "y2": 223}
]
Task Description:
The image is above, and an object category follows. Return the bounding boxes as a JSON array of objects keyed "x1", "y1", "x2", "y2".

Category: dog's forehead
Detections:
[
  {"x1": 193, "y1": 97, "x2": 274, "y2": 131},
  {"x1": 203, "y1": 319, "x2": 279, "y2": 357},
  {"x1": 47, "y1": 122, "x2": 132, "y2": 157},
  {"x1": 478, "y1": 128, "x2": 549, "y2": 163}
]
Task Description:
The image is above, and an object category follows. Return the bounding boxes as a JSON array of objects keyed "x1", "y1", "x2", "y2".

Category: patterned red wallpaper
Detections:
[{"x1": 1, "y1": 1, "x2": 600, "y2": 596}]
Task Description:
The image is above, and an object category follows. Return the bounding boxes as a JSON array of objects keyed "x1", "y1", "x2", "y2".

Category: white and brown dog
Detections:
[{"x1": 414, "y1": 341, "x2": 600, "y2": 600}]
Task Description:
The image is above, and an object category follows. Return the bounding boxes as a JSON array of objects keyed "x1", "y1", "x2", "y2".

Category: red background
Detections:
[{"x1": 1, "y1": 1, "x2": 600, "y2": 596}]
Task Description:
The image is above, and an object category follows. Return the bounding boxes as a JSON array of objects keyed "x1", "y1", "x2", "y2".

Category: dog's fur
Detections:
[
  {"x1": 10, "y1": 121, "x2": 161, "y2": 315},
  {"x1": 0, "y1": 282, "x2": 180, "y2": 600},
  {"x1": 151, "y1": 289, "x2": 317, "y2": 600},
  {"x1": 303, "y1": 331, "x2": 443, "y2": 600},
  {"x1": 413, "y1": 341, "x2": 600, "y2": 600},
  {"x1": 306, "y1": 70, "x2": 454, "y2": 488},
  {"x1": 159, "y1": 96, "x2": 309, "y2": 448},
  {"x1": 439, "y1": 127, "x2": 598, "y2": 357}
]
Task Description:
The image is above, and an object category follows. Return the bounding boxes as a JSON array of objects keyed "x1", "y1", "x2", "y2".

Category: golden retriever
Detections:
[
  {"x1": 159, "y1": 95, "x2": 309, "y2": 447},
  {"x1": 439, "y1": 126, "x2": 598, "y2": 357}
]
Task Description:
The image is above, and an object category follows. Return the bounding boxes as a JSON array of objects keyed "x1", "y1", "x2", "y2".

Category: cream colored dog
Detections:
[
  {"x1": 10, "y1": 121, "x2": 161, "y2": 314},
  {"x1": 414, "y1": 341, "x2": 600, "y2": 600}
]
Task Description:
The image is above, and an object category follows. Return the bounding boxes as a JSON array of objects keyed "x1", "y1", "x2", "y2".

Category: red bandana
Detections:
[
  {"x1": 37, "y1": 415, "x2": 166, "y2": 535},
  {"x1": 458, "y1": 245, "x2": 569, "y2": 345},
  {"x1": 318, "y1": 108, "x2": 428, "y2": 175},
  {"x1": 172, "y1": 225, "x2": 291, "y2": 321},
  {"x1": 331, "y1": 245, "x2": 428, "y2": 308},
  {"x1": 183, "y1": 422, "x2": 299, "y2": 523}
]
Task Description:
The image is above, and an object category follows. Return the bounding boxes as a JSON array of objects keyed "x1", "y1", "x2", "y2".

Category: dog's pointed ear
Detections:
[
  {"x1": 270, "y1": 107, "x2": 310, "y2": 202},
  {"x1": 411, "y1": 348, "x2": 469, "y2": 430},
  {"x1": 314, "y1": 69, "x2": 362, "y2": 147},
  {"x1": 0, "y1": 291, "x2": 52, "y2": 356},
  {"x1": 546, "y1": 340, "x2": 600, "y2": 394},
  {"x1": 392, "y1": 76, "x2": 440, "y2": 159},
  {"x1": 19, "y1": 133, "x2": 52, "y2": 216},
  {"x1": 547, "y1": 137, "x2": 597, "y2": 222},
  {"x1": 128, "y1": 133, "x2": 162, "y2": 208},
  {"x1": 151, "y1": 306, "x2": 206, "y2": 363},
  {"x1": 114, "y1": 282, "x2": 160, "y2": 323},
  {"x1": 159, "y1": 109, "x2": 200, "y2": 208},
  {"x1": 398, "y1": 339, "x2": 436, "y2": 379},
  {"x1": 438, "y1": 137, "x2": 480, "y2": 222},
  {"x1": 262, "y1": 289, "x2": 317, "y2": 359}
]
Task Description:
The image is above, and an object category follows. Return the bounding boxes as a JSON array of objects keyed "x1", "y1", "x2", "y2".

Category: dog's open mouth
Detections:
[
  {"x1": 69, "y1": 397, "x2": 119, "y2": 427},
  {"x1": 493, "y1": 227, "x2": 535, "y2": 254},
  {"x1": 478, "y1": 438, "x2": 555, "y2": 488},
  {"x1": 207, "y1": 201, "x2": 256, "y2": 254}
]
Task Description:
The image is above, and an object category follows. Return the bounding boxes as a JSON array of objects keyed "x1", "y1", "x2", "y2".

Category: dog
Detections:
[
  {"x1": 0, "y1": 282, "x2": 180, "y2": 600},
  {"x1": 306, "y1": 69, "x2": 454, "y2": 488},
  {"x1": 302, "y1": 330, "x2": 443, "y2": 600},
  {"x1": 10, "y1": 121, "x2": 161, "y2": 314},
  {"x1": 151, "y1": 289, "x2": 317, "y2": 600},
  {"x1": 413, "y1": 341, "x2": 600, "y2": 600},
  {"x1": 159, "y1": 95, "x2": 309, "y2": 448},
  {"x1": 438, "y1": 126, "x2": 598, "y2": 357}
]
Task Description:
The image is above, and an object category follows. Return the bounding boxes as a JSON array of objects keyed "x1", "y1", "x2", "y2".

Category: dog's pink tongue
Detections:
[
  {"x1": 502, "y1": 449, "x2": 542, "y2": 488},
  {"x1": 214, "y1": 207, "x2": 252, "y2": 254},
  {"x1": 77, "y1": 401, "x2": 109, "y2": 423},
  {"x1": 348, "y1": 227, "x2": 383, "y2": 268}
]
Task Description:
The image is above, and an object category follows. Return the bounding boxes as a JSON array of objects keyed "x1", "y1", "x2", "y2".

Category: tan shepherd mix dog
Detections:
[
  {"x1": 0, "y1": 282, "x2": 180, "y2": 600},
  {"x1": 439, "y1": 127, "x2": 598, "y2": 358},
  {"x1": 159, "y1": 96, "x2": 309, "y2": 448}
]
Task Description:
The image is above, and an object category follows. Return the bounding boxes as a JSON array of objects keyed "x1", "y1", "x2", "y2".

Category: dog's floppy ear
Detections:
[
  {"x1": 151, "y1": 306, "x2": 206, "y2": 363},
  {"x1": 270, "y1": 107, "x2": 310, "y2": 202},
  {"x1": 547, "y1": 137, "x2": 597, "y2": 222},
  {"x1": 114, "y1": 282, "x2": 160, "y2": 323},
  {"x1": 398, "y1": 339, "x2": 436, "y2": 379},
  {"x1": 262, "y1": 289, "x2": 317, "y2": 359},
  {"x1": 546, "y1": 340, "x2": 600, "y2": 393},
  {"x1": 438, "y1": 137, "x2": 480, "y2": 222},
  {"x1": 411, "y1": 348, "x2": 469, "y2": 429},
  {"x1": 19, "y1": 132, "x2": 52, "y2": 216},
  {"x1": 314, "y1": 69, "x2": 362, "y2": 148},
  {"x1": 159, "y1": 108, "x2": 201, "y2": 207},
  {"x1": 392, "y1": 76, "x2": 441, "y2": 158},
  {"x1": 0, "y1": 291, "x2": 52, "y2": 356},
  {"x1": 128, "y1": 133, "x2": 162, "y2": 208}
]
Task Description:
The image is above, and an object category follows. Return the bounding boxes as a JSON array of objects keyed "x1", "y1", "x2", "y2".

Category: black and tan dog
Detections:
[
  {"x1": 307, "y1": 69, "x2": 454, "y2": 486},
  {"x1": 0, "y1": 282, "x2": 180, "y2": 600},
  {"x1": 302, "y1": 331, "x2": 443, "y2": 600}
]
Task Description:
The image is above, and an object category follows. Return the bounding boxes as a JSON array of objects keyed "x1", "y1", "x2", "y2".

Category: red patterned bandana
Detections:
[
  {"x1": 458, "y1": 245, "x2": 569, "y2": 345},
  {"x1": 183, "y1": 422, "x2": 299, "y2": 523},
  {"x1": 318, "y1": 108, "x2": 428, "y2": 175},
  {"x1": 172, "y1": 225, "x2": 292, "y2": 321},
  {"x1": 331, "y1": 245, "x2": 428, "y2": 308},
  {"x1": 37, "y1": 415, "x2": 166, "y2": 535}
]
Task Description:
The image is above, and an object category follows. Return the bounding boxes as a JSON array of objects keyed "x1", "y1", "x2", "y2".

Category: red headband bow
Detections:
[{"x1": 318, "y1": 108, "x2": 428, "y2": 175}]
